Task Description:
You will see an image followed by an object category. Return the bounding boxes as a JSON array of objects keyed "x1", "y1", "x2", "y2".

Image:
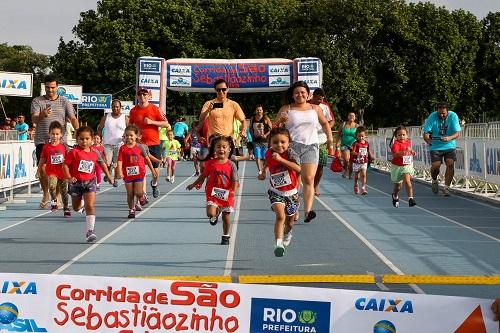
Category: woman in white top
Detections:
[{"x1": 274, "y1": 81, "x2": 334, "y2": 223}]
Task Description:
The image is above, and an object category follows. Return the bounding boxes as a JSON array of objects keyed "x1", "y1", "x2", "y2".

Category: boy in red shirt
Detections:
[{"x1": 350, "y1": 126, "x2": 372, "y2": 195}]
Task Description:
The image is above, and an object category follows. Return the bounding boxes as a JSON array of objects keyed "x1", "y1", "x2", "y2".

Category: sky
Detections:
[{"x1": 0, "y1": 0, "x2": 499, "y2": 56}]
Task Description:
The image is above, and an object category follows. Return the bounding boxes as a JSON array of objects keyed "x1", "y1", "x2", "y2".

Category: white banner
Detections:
[
  {"x1": 485, "y1": 138, "x2": 500, "y2": 184},
  {"x1": 0, "y1": 141, "x2": 37, "y2": 191},
  {"x1": 0, "y1": 71, "x2": 33, "y2": 97},
  {"x1": 39, "y1": 84, "x2": 83, "y2": 104},
  {"x1": 0, "y1": 273, "x2": 497, "y2": 332},
  {"x1": 466, "y1": 139, "x2": 487, "y2": 179},
  {"x1": 0, "y1": 142, "x2": 13, "y2": 190}
]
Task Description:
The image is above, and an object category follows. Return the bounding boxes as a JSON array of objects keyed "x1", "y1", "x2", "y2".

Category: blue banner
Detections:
[{"x1": 78, "y1": 93, "x2": 112, "y2": 109}]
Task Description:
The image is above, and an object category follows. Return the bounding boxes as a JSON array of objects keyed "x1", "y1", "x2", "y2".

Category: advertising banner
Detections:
[
  {"x1": 39, "y1": 84, "x2": 83, "y2": 104},
  {"x1": 293, "y1": 57, "x2": 323, "y2": 91},
  {"x1": 0, "y1": 273, "x2": 497, "y2": 333},
  {"x1": 466, "y1": 139, "x2": 487, "y2": 179},
  {"x1": 166, "y1": 58, "x2": 293, "y2": 93},
  {"x1": 136, "y1": 57, "x2": 166, "y2": 112},
  {"x1": 0, "y1": 143, "x2": 13, "y2": 190},
  {"x1": 0, "y1": 71, "x2": 33, "y2": 97},
  {"x1": 79, "y1": 93, "x2": 112, "y2": 109},
  {"x1": 485, "y1": 138, "x2": 500, "y2": 184}
]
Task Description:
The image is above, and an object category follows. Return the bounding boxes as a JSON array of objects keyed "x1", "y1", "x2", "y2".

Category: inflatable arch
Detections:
[{"x1": 136, "y1": 57, "x2": 323, "y2": 112}]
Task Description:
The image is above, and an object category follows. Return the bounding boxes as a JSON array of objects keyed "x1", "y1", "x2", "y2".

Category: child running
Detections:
[
  {"x1": 390, "y1": 125, "x2": 417, "y2": 207},
  {"x1": 36, "y1": 121, "x2": 70, "y2": 217},
  {"x1": 190, "y1": 120, "x2": 202, "y2": 176},
  {"x1": 115, "y1": 125, "x2": 157, "y2": 218},
  {"x1": 350, "y1": 126, "x2": 371, "y2": 195},
  {"x1": 63, "y1": 126, "x2": 113, "y2": 242},
  {"x1": 186, "y1": 135, "x2": 238, "y2": 245},
  {"x1": 92, "y1": 133, "x2": 106, "y2": 190},
  {"x1": 162, "y1": 130, "x2": 181, "y2": 183},
  {"x1": 258, "y1": 128, "x2": 301, "y2": 257}
]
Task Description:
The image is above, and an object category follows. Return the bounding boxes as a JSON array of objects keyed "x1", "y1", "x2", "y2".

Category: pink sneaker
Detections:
[
  {"x1": 354, "y1": 185, "x2": 359, "y2": 194},
  {"x1": 361, "y1": 187, "x2": 368, "y2": 195}
]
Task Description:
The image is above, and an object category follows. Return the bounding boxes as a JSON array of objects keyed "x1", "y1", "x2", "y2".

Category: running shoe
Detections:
[
  {"x1": 443, "y1": 187, "x2": 450, "y2": 196},
  {"x1": 220, "y1": 235, "x2": 230, "y2": 245},
  {"x1": 113, "y1": 180, "x2": 119, "y2": 187},
  {"x1": 392, "y1": 194, "x2": 399, "y2": 208},
  {"x1": 361, "y1": 187, "x2": 368, "y2": 195},
  {"x1": 86, "y1": 230, "x2": 97, "y2": 242},
  {"x1": 135, "y1": 203, "x2": 142, "y2": 212},
  {"x1": 151, "y1": 180, "x2": 160, "y2": 198},
  {"x1": 209, "y1": 209, "x2": 221, "y2": 226},
  {"x1": 166, "y1": 176, "x2": 171, "y2": 182},
  {"x1": 408, "y1": 197, "x2": 417, "y2": 207},
  {"x1": 431, "y1": 180, "x2": 439, "y2": 194},
  {"x1": 274, "y1": 244, "x2": 285, "y2": 257},
  {"x1": 50, "y1": 200, "x2": 58, "y2": 212},
  {"x1": 283, "y1": 231, "x2": 293, "y2": 247},
  {"x1": 128, "y1": 209, "x2": 135, "y2": 218},
  {"x1": 139, "y1": 195, "x2": 148, "y2": 206},
  {"x1": 354, "y1": 185, "x2": 359, "y2": 194},
  {"x1": 171, "y1": 176, "x2": 175, "y2": 183},
  {"x1": 63, "y1": 208, "x2": 71, "y2": 218}
]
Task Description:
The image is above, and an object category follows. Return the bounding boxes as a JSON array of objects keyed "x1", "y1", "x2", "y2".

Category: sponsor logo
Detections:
[
  {"x1": 170, "y1": 76, "x2": 191, "y2": 87},
  {"x1": 169, "y1": 65, "x2": 192, "y2": 75},
  {"x1": 0, "y1": 303, "x2": 47, "y2": 332},
  {"x1": 0, "y1": 153, "x2": 11, "y2": 180},
  {"x1": 269, "y1": 65, "x2": 291, "y2": 75},
  {"x1": 1, "y1": 281, "x2": 37, "y2": 295},
  {"x1": 250, "y1": 298, "x2": 330, "y2": 333},
  {"x1": 298, "y1": 60, "x2": 319, "y2": 74},
  {"x1": 0, "y1": 80, "x2": 27, "y2": 90},
  {"x1": 355, "y1": 298, "x2": 413, "y2": 313},
  {"x1": 269, "y1": 76, "x2": 289, "y2": 86},
  {"x1": 374, "y1": 319, "x2": 396, "y2": 333},
  {"x1": 140, "y1": 60, "x2": 161, "y2": 73},
  {"x1": 56, "y1": 87, "x2": 77, "y2": 101}
]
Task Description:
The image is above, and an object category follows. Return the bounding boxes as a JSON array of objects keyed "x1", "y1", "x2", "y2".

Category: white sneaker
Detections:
[
  {"x1": 171, "y1": 175, "x2": 175, "y2": 183},
  {"x1": 166, "y1": 176, "x2": 171, "y2": 182},
  {"x1": 283, "y1": 231, "x2": 293, "y2": 246}
]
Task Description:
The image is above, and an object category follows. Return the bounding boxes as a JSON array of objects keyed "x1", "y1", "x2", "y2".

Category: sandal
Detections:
[
  {"x1": 304, "y1": 210, "x2": 317, "y2": 223},
  {"x1": 39, "y1": 201, "x2": 49, "y2": 209}
]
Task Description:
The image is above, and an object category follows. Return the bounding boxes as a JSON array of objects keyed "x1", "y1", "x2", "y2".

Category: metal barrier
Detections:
[
  {"x1": 464, "y1": 123, "x2": 488, "y2": 138},
  {"x1": 487, "y1": 121, "x2": 500, "y2": 139},
  {"x1": 0, "y1": 130, "x2": 19, "y2": 141}
]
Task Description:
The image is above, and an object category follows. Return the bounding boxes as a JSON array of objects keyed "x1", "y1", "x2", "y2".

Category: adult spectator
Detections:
[
  {"x1": 337, "y1": 112, "x2": 359, "y2": 178},
  {"x1": 274, "y1": 81, "x2": 334, "y2": 223},
  {"x1": 129, "y1": 87, "x2": 170, "y2": 198},
  {"x1": 97, "y1": 99, "x2": 129, "y2": 182},
  {"x1": 197, "y1": 79, "x2": 247, "y2": 139},
  {"x1": 15, "y1": 115, "x2": 29, "y2": 140},
  {"x1": 423, "y1": 102, "x2": 461, "y2": 196},
  {"x1": 173, "y1": 117, "x2": 189, "y2": 160},
  {"x1": 31, "y1": 75, "x2": 79, "y2": 209},
  {"x1": 249, "y1": 104, "x2": 272, "y2": 175},
  {"x1": 492, "y1": 298, "x2": 499, "y2": 321},
  {"x1": 310, "y1": 88, "x2": 335, "y2": 196}
]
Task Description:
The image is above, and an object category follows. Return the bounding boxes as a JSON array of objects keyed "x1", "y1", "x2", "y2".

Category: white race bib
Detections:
[
  {"x1": 403, "y1": 155, "x2": 413, "y2": 165},
  {"x1": 77, "y1": 160, "x2": 94, "y2": 174},
  {"x1": 126, "y1": 166, "x2": 140, "y2": 176},
  {"x1": 270, "y1": 170, "x2": 292, "y2": 188},
  {"x1": 359, "y1": 147, "x2": 368, "y2": 156},
  {"x1": 211, "y1": 187, "x2": 229, "y2": 201},
  {"x1": 50, "y1": 154, "x2": 63, "y2": 165},
  {"x1": 169, "y1": 150, "x2": 177, "y2": 155}
]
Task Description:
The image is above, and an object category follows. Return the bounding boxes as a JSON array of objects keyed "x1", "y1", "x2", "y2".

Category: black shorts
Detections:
[
  {"x1": 430, "y1": 149, "x2": 457, "y2": 163},
  {"x1": 35, "y1": 144, "x2": 45, "y2": 163},
  {"x1": 174, "y1": 136, "x2": 185, "y2": 148},
  {"x1": 148, "y1": 144, "x2": 161, "y2": 168}
]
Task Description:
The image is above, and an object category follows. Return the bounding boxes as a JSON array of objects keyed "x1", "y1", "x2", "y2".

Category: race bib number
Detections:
[
  {"x1": 169, "y1": 150, "x2": 177, "y2": 155},
  {"x1": 50, "y1": 154, "x2": 63, "y2": 165},
  {"x1": 403, "y1": 155, "x2": 413, "y2": 165},
  {"x1": 359, "y1": 147, "x2": 368, "y2": 156},
  {"x1": 77, "y1": 160, "x2": 94, "y2": 174},
  {"x1": 126, "y1": 166, "x2": 140, "y2": 176},
  {"x1": 270, "y1": 170, "x2": 292, "y2": 188},
  {"x1": 211, "y1": 187, "x2": 229, "y2": 201}
]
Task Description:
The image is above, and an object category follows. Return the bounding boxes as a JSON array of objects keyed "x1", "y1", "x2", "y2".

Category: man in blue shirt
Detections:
[
  {"x1": 423, "y1": 102, "x2": 461, "y2": 196},
  {"x1": 173, "y1": 117, "x2": 189, "y2": 160},
  {"x1": 15, "y1": 115, "x2": 29, "y2": 140}
]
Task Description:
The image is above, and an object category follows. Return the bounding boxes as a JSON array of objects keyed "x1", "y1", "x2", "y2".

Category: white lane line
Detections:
[
  {"x1": 315, "y1": 196, "x2": 425, "y2": 294},
  {"x1": 224, "y1": 161, "x2": 246, "y2": 276},
  {"x1": 0, "y1": 186, "x2": 117, "y2": 233},
  {"x1": 367, "y1": 185, "x2": 500, "y2": 243},
  {"x1": 52, "y1": 176, "x2": 192, "y2": 275}
]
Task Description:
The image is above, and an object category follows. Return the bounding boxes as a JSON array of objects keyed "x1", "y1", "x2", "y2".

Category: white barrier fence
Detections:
[{"x1": 370, "y1": 123, "x2": 500, "y2": 196}]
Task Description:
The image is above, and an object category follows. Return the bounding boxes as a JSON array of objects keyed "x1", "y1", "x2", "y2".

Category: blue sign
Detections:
[
  {"x1": 140, "y1": 60, "x2": 161, "y2": 73},
  {"x1": 78, "y1": 93, "x2": 112, "y2": 109},
  {"x1": 297, "y1": 60, "x2": 320, "y2": 74}
]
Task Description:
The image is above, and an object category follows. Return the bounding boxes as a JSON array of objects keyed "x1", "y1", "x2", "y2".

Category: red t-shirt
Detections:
[
  {"x1": 118, "y1": 144, "x2": 149, "y2": 181},
  {"x1": 40, "y1": 143, "x2": 66, "y2": 179},
  {"x1": 351, "y1": 141, "x2": 370, "y2": 164},
  {"x1": 65, "y1": 146, "x2": 104, "y2": 181},
  {"x1": 129, "y1": 103, "x2": 166, "y2": 146},
  {"x1": 391, "y1": 139, "x2": 413, "y2": 166},
  {"x1": 203, "y1": 159, "x2": 238, "y2": 207},
  {"x1": 265, "y1": 148, "x2": 300, "y2": 195}
]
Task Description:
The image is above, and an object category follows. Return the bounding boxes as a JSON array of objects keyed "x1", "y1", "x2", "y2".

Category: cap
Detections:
[
  {"x1": 137, "y1": 87, "x2": 149, "y2": 94},
  {"x1": 313, "y1": 87, "x2": 325, "y2": 97}
]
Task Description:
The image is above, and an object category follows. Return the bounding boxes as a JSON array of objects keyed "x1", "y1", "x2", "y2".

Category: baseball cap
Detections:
[
  {"x1": 137, "y1": 87, "x2": 149, "y2": 94},
  {"x1": 313, "y1": 88, "x2": 325, "y2": 97}
]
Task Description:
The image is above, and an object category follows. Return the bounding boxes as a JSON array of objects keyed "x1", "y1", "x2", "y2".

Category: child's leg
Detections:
[
  {"x1": 402, "y1": 173, "x2": 413, "y2": 198},
  {"x1": 353, "y1": 170, "x2": 359, "y2": 186},
  {"x1": 125, "y1": 183, "x2": 135, "y2": 209},
  {"x1": 48, "y1": 176, "x2": 58, "y2": 202},
  {"x1": 83, "y1": 192, "x2": 96, "y2": 216},
  {"x1": 58, "y1": 179, "x2": 69, "y2": 209},
  {"x1": 193, "y1": 156, "x2": 199, "y2": 174},
  {"x1": 206, "y1": 205, "x2": 218, "y2": 219},
  {"x1": 170, "y1": 159, "x2": 177, "y2": 177},
  {"x1": 272, "y1": 204, "x2": 286, "y2": 241},
  {"x1": 360, "y1": 168, "x2": 367, "y2": 188},
  {"x1": 134, "y1": 181, "x2": 145, "y2": 202},
  {"x1": 71, "y1": 195, "x2": 83, "y2": 211},
  {"x1": 393, "y1": 182, "x2": 402, "y2": 197},
  {"x1": 284, "y1": 215, "x2": 295, "y2": 234},
  {"x1": 221, "y1": 211, "x2": 231, "y2": 236}
]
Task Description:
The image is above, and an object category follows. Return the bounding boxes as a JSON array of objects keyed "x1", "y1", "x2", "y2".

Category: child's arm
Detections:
[
  {"x1": 273, "y1": 152, "x2": 301, "y2": 173},
  {"x1": 148, "y1": 153, "x2": 161, "y2": 165},
  {"x1": 186, "y1": 174, "x2": 207, "y2": 190},
  {"x1": 35, "y1": 157, "x2": 46, "y2": 178},
  {"x1": 100, "y1": 161, "x2": 113, "y2": 184},
  {"x1": 115, "y1": 161, "x2": 123, "y2": 179},
  {"x1": 62, "y1": 164, "x2": 76, "y2": 183},
  {"x1": 231, "y1": 155, "x2": 252, "y2": 162}
]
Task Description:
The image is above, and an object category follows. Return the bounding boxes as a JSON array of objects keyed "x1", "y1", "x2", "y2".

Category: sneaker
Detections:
[
  {"x1": 171, "y1": 175, "x2": 175, "y2": 183},
  {"x1": 103, "y1": 175, "x2": 108, "y2": 182},
  {"x1": 392, "y1": 194, "x2": 399, "y2": 208},
  {"x1": 128, "y1": 209, "x2": 135, "y2": 218},
  {"x1": 408, "y1": 197, "x2": 417, "y2": 207},
  {"x1": 86, "y1": 230, "x2": 97, "y2": 242},
  {"x1": 209, "y1": 209, "x2": 221, "y2": 226},
  {"x1": 431, "y1": 180, "x2": 439, "y2": 194},
  {"x1": 283, "y1": 231, "x2": 293, "y2": 246},
  {"x1": 135, "y1": 203, "x2": 142, "y2": 211},
  {"x1": 221, "y1": 235, "x2": 230, "y2": 245},
  {"x1": 274, "y1": 244, "x2": 285, "y2": 257},
  {"x1": 63, "y1": 208, "x2": 71, "y2": 218},
  {"x1": 50, "y1": 200, "x2": 58, "y2": 212},
  {"x1": 151, "y1": 180, "x2": 160, "y2": 198},
  {"x1": 354, "y1": 185, "x2": 359, "y2": 194},
  {"x1": 113, "y1": 180, "x2": 119, "y2": 187},
  {"x1": 166, "y1": 176, "x2": 171, "y2": 182},
  {"x1": 361, "y1": 187, "x2": 368, "y2": 195},
  {"x1": 443, "y1": 187, "x2": 450, "y2": 196},
  {"x1": 139, "y1": 195, "x2": 148, "y2": 206}
]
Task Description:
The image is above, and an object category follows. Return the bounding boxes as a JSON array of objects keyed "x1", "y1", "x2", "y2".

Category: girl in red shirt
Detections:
[
  {"x1": 115, "y1": 125, "x2": 157, "y2": 218},
  {"x1": 36, "y1": 121, "x2": 70, "y2": 216},
  {"x1": 92, "y1": 133, "x2": 106, "y2": 190},
  {"x1": 390, "y1": 126, "x2": 416, "y2": 207},
  {"x1": 258, "y1": 128, "x2": 301, "y2": 257},
  {"x1": 350, "y1": 126, "x2": 372, "y2": 195},
  {"x1": 63, "y1": 126, "x2": 113, "y2": 242},
  {"x1": 186, "y1": 135, "x2": 238, "y2": 245}
]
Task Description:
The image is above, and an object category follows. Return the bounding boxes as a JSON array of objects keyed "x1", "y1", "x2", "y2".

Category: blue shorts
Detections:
[
  {"x1": 124, "y1": 178, "x2": 144, "y2": 184},
  {"x1": 253, "y1": 142, "x2": 268, "y2": 159},
  {"x1": 68, "y1": 178, "x2": 97, "y2": 197}
]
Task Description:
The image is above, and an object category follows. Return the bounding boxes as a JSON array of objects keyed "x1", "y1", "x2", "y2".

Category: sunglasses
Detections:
[{"x1": 215, "y1": 88, "x2": 227, "y2": 92}]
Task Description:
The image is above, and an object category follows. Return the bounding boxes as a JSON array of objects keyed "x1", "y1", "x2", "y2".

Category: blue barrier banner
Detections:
[{"x1": 78, "y1": 93, "x2": 112, "y2": 109}]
